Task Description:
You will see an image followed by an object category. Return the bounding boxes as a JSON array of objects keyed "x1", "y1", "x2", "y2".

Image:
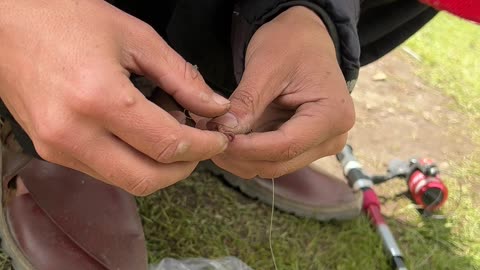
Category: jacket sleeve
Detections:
[
  {"x1": 420, "y1": 0, "x2": 480, "y2": 23},
  {"x1": 231, "y1": 0, "x2": 361, "y2": 93}
]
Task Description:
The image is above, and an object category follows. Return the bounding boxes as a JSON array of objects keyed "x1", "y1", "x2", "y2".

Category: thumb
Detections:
[
  {"x1": 124, "y1": 24, "x2": 230, "y2": 118},
  {"x1": 207, "y1": 57, "x2": 283, "y2": 134}
]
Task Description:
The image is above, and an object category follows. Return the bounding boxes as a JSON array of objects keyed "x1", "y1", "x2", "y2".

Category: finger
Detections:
[
  {"x1": 194, "y1": 118, "x2": 210, "y2": 130},
  {"x1": 151, "y1": 90, "x2": 186, "y2": 124},
  {"x1": 255, "y1": 133, "x2": 347, "y2": 178},
  {"x1": 212, "y1": 134, "x2": 347, "y2": 179},
  {"x1": 188, "y1": 111, "x2": 209, "y2": 125},
  {"x1": 187, "y1": 112, "x2": 211, "y2": 130},
  {"x1": 74, "y1": 131, "x2": 197, "y2": 196},
  {"x1": 222, "y1": 101, "x2": 354, "y2": 162},
  {"x1": 168, "y1": 111, "x2": 187, "y2": 124},
  {"x1": 102, "y1": 79, "x2": 229, "y2": 163},
  {"x1": 207, "y1": 51, "x2": 289, "y2": 134},
  {"x1": 150, "y1": 89, "x2": 182, "y2": 111},
  {"x1": 122, "y1": 21, "x2": 230, "y2": 117}
]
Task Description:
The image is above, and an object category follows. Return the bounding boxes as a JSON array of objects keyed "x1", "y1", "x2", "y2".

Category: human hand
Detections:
[
  {"x1": 0, "y1": 0, "x2": 230, "y2": 195},
  {"x1": 207, "y1": 6, "x2": 355, "y2": 179}
]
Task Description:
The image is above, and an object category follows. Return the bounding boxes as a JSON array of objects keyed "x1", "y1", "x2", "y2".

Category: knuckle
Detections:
[
  {"x1": 326, "y1": 136, "x2": 348, "y2": 156},
  {"x1": 259, "y1": 165, "x2": 289, "y2": 179},
  {"x1": 343, "y1": 109, "x2": 356, "y2": 133},
  {"x1": 138, "y1": 22, "x2": 158, "y2": 37},
  {"x1": 128, "y1": 175, "x2": 155, "y2": 197},
  {"x1": 127, "y1": 163, "x2": 195, "y2": 196},
  {"x1": 284, "y1": 142, "x2": 303, "y2": 160},
  {"x1": 318, "y1": 134, "x2": 347, "y2": 158},
  {"x1": 133, "y1": 21, "x2": 171, "y2": 62},
  {"x1": 103, "y1": 166, "x2": 157, "y2": 197},
  {"x1": 231, "y1": 87, "x2": 258, "y2": 116},
  {"x1": 338, "y1": 97, "x2": 356, "y2": 133},
  {"x1": 130, "y1": 19, "x2": 158, "y2": 42},
  {"x1": 68, "y1": 81, "x2": 105, "y2": 116},
  {"x1": 34, "y1": 121, "x2": 70, "y2": 149},
  {"x1": 34, "y1": 143, "x2": 57, "y2": 163},
  {"x1": 152, "y1": 134, "x2": 181, "y2": 163},
  {"x1": 183, "y1": 61, "x2": 204, "y2": 84}
]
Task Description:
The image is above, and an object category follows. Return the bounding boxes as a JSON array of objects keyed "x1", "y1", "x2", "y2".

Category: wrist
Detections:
[
  {"x1": 255, "y1": 6, "x2": 335, "y2": 61},
  {"x1": 274, "y1": 6, "x2": 327, "y2": 30}
]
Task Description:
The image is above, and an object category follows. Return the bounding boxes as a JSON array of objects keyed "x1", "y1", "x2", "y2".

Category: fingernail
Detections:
[
  {"x1": 209, "y1": 112, "x2": 238, "y2": 130},
  {"x1": 220, "y1": 134, "x2": 229, "y2": 151},
  {"x1": 212, "y1": 92, "x2": 230, "y2": 106}
]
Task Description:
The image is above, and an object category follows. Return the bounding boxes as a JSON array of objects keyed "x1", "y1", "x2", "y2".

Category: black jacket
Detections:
[
  {"x1": 0, "y1": 0, "x2": 438, "y2": 155},
  {"x1": 115, "y1": 0, "x2": 437, "y2": 94}
]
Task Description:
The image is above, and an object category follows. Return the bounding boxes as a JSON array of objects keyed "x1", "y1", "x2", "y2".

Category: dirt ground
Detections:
[
  {"x1": 312, "y1": 48, "x2": 475, "y2": 185},
  {"x1": 351, "y1": 50, "x2": 474, "y2": 168},
  {"x1": 308, "y1": 48, "x2": 477, "y2": 222}
]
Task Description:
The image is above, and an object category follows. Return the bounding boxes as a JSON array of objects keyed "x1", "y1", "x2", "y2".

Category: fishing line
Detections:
[{"x1": 269, "y1": 178, "x2": 278, "y2": 270}]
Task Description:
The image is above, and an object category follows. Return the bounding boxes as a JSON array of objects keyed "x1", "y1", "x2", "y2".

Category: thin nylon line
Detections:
[{"x1": 269, "y1": 178, "x2": 278, "y2": 270}]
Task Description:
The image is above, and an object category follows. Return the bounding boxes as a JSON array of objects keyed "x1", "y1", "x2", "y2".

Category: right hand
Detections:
[{"x1": 0, "y1": 0, "x2": 230, "y2": 196}]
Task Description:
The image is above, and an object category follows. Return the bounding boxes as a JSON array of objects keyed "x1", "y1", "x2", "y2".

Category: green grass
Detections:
[
  {"x1": 404, "y1": 13, "x2": 480, "y2": 120},
  {"x1": 138, "y1": 172, "x2": 391, "y2": 270},
  {"x1": 403, "y1": 11, "x2": 480, "y2": 268},
  {"x1": 136, "y1": 171, "x2": 479, "y2": 270}
]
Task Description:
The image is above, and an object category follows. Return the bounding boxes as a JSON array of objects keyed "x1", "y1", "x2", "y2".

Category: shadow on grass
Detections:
[{"x1": 138, "y1": 170, "x2": 479, "y2": 270}]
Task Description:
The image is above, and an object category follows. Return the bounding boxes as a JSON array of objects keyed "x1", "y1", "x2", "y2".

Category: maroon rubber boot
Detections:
[
  {"x1": 201, "y1": 156, "x2": 362, "y2": 221},
  {"x1": 0, "y1": 123, "x2": 148, "y2": 270}
]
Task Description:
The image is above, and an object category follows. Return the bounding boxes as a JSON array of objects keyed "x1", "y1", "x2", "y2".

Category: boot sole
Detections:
[
  {"x1": 0, "y1": 141, "x2": 34, "y2": 269},
  {"x1": 0, "y1": 197, "x2": 33, "y2": 270},
  {"x1": 198, "y1": 161, "x2": 362, "y2": 222}
]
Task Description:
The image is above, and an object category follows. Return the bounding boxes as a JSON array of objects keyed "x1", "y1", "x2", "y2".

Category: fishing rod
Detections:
[{"x1": 336, "y1": 144, "x2": 448, "y2": 270}]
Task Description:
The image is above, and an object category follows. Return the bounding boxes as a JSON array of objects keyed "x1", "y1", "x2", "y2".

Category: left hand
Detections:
[{"x1": 207, "y1": 6, "x2": 355, "y2": 179}]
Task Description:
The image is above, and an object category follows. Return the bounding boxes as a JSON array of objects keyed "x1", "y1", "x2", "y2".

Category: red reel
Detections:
[{"x1": 408, "y1": 158, "x2": 448, "y2": 210}]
